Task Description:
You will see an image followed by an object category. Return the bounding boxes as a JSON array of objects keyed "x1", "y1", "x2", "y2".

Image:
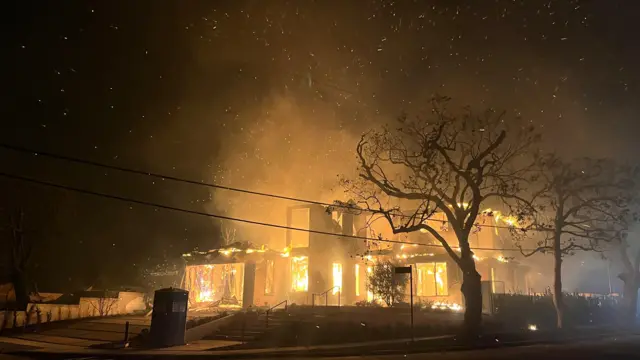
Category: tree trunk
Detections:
[
  {"x1": 620, "y1": 273, "x2": 639, "y2": 325},
  {"x1": 460, "y1": 258, "x2": 482, "y2": 335},
  {"x1": 10, "y1": 271, "x2": 29, "y2": 311},
  {"x1": 552, "y1": 245, "x2": 564, "y2": 329}
]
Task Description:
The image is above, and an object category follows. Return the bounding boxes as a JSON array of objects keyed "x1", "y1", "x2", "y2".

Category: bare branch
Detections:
[{"x1": 339, "y1": 95, "x2": 539, "y2": 276}]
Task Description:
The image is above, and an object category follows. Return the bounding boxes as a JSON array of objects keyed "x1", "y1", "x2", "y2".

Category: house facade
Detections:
[{"x1": 181, "y1": 204, "x2": 531, "y2": 310}]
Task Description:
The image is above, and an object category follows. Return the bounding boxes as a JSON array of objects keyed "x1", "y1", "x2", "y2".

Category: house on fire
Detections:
[{"x1": 181, "y1": 204, "x2": 532, "y2": 310}]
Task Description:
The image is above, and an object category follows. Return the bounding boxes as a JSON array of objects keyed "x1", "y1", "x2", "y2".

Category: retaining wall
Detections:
[{"x1": 0, "y1": 291, "x2": 145, "y2": 330}]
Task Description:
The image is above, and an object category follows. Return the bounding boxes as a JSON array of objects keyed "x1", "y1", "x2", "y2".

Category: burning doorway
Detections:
[{"x1": 184, "y1": 263, "x2": 245, "y2": 308}]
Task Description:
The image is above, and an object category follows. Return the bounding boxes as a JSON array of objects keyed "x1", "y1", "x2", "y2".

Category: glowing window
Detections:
[
  {"x1": 331, "y1": 211, "x2": 343, "y2": 227},
  {"x1": 355, "y1": 264, "x2": 360, "y2": 296},
  {"x1": 332, "y1": 263, "x2": 342, "y2": 294},
  {"x1": 185, "y1": 263, "x2": 245, "y2": 305},
  {"x1": 265, "y1": 260, "x2": 275, "y2": 295},
  {"x1": 291, "y1": 256, "x2": 309, "y2": 292},
  {"x1": 290, "y1": 208, "x2": 310, "y2": 248},
  {"x1": 366, "y1": 266, "x2": 374, "y2": 301},
  {"x1": 491, "y1": 267, "x2": 496, "y2": 293},
  {"x1": 417, "y1": 262, "x2": 448, "y2": 296}
]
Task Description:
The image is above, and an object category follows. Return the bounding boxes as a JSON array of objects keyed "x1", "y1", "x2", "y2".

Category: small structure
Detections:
[{"x1": 149, "y1": 288, "x2": 188, "y2": 347}]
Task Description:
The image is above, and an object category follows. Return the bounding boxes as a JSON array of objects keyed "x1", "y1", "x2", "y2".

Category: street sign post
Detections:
[{"x1": 395, "y1": 265, "x2": 413, "y2": 342}]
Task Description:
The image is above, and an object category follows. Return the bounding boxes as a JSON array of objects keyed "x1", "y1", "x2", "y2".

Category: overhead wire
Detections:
[
  {"x1": 0, "y1": 171, "x2": 538, "y2": 252},
  {"x1": 0, "y1": 142, "x2": 529, "y2": 231}
]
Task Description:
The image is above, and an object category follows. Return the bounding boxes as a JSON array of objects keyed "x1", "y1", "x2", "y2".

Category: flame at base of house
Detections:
[
  {"x1": 176, "y1": 204, "x2": 532, "y2": 311},
  {"x1": 291, "y1": 256, "x2": 309, "y2": 292},
  {"x1": 185, "y1": 263, "x2": 245, "y2": 307},
  {"x1": 431, "y1": 301, "x2": 463, "y2": 312}
]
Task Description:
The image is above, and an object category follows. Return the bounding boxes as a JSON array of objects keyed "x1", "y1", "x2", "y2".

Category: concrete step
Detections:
[
  {"x1": 258, "y1": 313, "x2": 289, "y2": 317},
  {"x1": 254, "y1": 318, "x2": 292, "y2": 324},
  {"x1": 222, "y1": 324, "x2": 286, "y2": 333},
  {"x1": 248, "y1": 323, "x2": 290, "y2": 330},
  {"x1": 215, "y1": 329, "x2": 264, "y2": 336},
  {"x1": 258, "y1": 314, "x2": 293, "y2": 319},
  {"x1": 207, "y1": 334, "x2": 258, "y2": 341}
]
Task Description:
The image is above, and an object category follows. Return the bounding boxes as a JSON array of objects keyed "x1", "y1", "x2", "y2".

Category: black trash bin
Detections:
[{"x1": 149, "y1": 288, "x2": 189, "y2": 347}]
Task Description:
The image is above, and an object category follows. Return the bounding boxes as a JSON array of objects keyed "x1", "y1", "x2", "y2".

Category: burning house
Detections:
[{"x1": 181, "y1": 204, "x2": 532, "y2": 310}]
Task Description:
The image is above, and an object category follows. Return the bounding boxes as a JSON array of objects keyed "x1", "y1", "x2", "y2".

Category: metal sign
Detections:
[{"x1": 394, "y1": 266, "x2": 412, "y2": 274}]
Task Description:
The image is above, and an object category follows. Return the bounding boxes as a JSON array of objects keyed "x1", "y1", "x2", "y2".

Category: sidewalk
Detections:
[
  {"x1": 3, "y1": 328, "x2": 636, "y2": 358},
  {"x1": 1, "y1": 334, "x2": 450, "y2": 358}
]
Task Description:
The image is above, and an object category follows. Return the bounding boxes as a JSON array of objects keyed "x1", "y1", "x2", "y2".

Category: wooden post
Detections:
[
  {"x1": 124, "y1": 321, "x2": 130, "y2": 343},
  {"x1": 410, "y1": 265, "x2": 414, "y2": 342},
  {"x1": 394, "y1": 266, "x2": 413, "y2": 342}
]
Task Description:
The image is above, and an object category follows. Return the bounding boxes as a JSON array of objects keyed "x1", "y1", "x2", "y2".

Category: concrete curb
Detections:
[{"x1": 7, "y1": 331, "x2": 635, "y2": 358}]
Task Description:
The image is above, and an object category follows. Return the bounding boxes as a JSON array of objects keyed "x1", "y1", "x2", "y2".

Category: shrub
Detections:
[
  {"x1": 355, "y1": 300, "x2": 381, "y2": 307},
  {"x1": 492, "y1": 292, "x2": 621, "y2": 329}
]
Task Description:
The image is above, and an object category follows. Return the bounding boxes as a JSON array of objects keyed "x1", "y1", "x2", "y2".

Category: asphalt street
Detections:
[
  {"x1": 3, "y1": 334, "x2": 640, "y2": 359},
  {"x1": 316, "y1": 335, "x2": 640, "y2": 360}
]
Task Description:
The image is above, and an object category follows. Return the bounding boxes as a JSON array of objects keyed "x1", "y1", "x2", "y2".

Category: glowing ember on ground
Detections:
[
  {"x1": 431, "y1": 301, "x2": 463, "y2": 312},
  {"x1": 219, "y1": 304, "x2": 242, "y2": 309}
]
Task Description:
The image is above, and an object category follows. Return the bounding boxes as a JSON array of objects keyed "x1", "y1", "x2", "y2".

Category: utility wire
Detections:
[
  {"x1": 0, "y1": 142, "x2": 525, "y2": 231},
  {"x1": 0, "y1": 171, "x2": 537, "y2": 253},
  {"x1": 0, "y1": 143, "x2": 344, "y2": 207}
]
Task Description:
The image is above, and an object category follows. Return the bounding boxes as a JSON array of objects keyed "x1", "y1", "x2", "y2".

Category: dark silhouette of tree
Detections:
[
  {"x1": 613, "y1": 194, "x2": 640, "y2": 326},
  {"x1": 618, "y1": 234, "x2": 640, "y2": 325},
  {"x1": 5, "y1": 209, "x2": 32, "y2": 310},
  {"x1": 340, "y1": 96, "x2": 538, "y2": 334},
  {"x1": 367, "y1": 260, "x2": 406, "y2": 306},
  {"x1": 512, "y1": 155, "x2": 634, "y2": 329}
]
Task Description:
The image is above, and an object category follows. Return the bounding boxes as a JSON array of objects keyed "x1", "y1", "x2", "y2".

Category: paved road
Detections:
[
  {"x1": 324, "y1": 335, "x2": 640, "y2": 360},
  {"x1": 0, "y1": 356, "x2": 32, "y2": 360},
  {"x1": 3, "y1": 334, "x2": 639, "y2": 359}
]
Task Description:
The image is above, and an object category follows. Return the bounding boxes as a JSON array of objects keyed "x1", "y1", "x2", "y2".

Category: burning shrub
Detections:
[{"x1": 367, "y1": 261, "x2": 407, "y2": 307}]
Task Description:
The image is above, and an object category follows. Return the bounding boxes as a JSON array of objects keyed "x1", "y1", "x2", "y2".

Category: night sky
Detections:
[{"x1": 3, "y1": 0, "x2": 640, "y2": 292}]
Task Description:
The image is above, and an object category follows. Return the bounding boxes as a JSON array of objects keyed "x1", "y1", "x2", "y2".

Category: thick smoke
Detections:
[
  {"x1": 207, "y1": 93, "x2": 363, "y2": 249},
  {"x1": 186, "y1": 1, "x2": 633, "y2": 291}
]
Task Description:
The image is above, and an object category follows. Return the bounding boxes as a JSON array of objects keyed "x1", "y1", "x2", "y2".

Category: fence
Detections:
[
  {"x1": 0, "y1": 291, "x2": 145, "y2": 331},
  {"x1": 491, "y1": 292, "x2": 621, "y2": 329}
]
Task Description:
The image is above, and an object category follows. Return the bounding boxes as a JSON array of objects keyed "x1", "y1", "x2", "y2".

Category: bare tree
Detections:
[
  {"x1": 512, "y1": 155, "x2": 633, "y2": 329},
  {"x1": 89, "y1": 297, "x2": 118, "y2": 317},
  {"x1": 5, "y1": 209, "x2": 32, "y2": 310},
  {"x1": 614, "y1": 196, "x2": 640, "y2": 325},
  {"x1": 220, "y1": 221, "x2": 237, "y2": 246},
  {"x1": 367, "y1": 260, "x2": 407, "y2": 306},
  {"x1": 340, "y1": 96, "x2": 538, "y2": 333},
  {"x1": 618, "y1": 234, "x2": 640, "y2": 325}
]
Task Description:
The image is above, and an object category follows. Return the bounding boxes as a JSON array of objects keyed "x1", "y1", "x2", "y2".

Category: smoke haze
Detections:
[
  {"x1": 185, "y1": 1, "x2": 635, "y2": 253},
  {"x1": 9, "y1": 0, "x2": 639, "y2": 291}
]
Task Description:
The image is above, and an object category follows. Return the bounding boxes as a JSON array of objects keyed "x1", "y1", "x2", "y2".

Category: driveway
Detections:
[{"x1": 0, "y1": 315, "x2": 149, "y2": 351}]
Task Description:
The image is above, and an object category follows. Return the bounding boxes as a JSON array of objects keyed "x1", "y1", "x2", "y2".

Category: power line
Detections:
[
  {"x1": 0, "y1": 171, "x2": 537, "y2": 253},
  {"x1": 0, "y1": 142, "x2": 523, "y2": 231},
  {"x1": 0, "y1": 143, "x2": 342, "y2": 207}
]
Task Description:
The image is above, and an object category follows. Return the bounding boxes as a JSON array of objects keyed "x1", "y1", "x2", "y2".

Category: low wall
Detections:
[
  {"x1": 289, "y1": 306, "x2": 464, "y2": 327},
  {"x1": 0, "y1": 291, "x2": 145, "y2": 330},
  {"x1": 184, "y1": 313, "x2": 235, "y2": 343}
]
